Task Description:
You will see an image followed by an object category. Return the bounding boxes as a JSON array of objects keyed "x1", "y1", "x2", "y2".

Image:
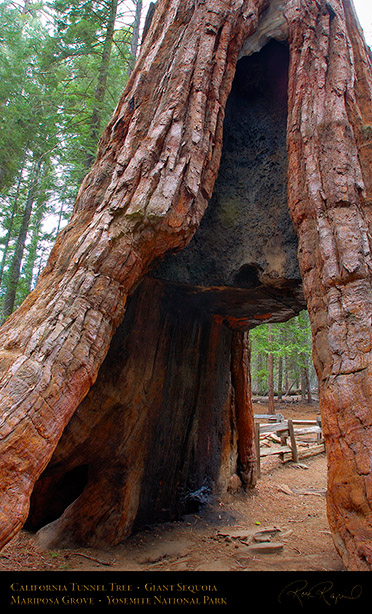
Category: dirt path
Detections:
[{"x1": 0, "y1": 403, "x2": 344, "y2": 573}]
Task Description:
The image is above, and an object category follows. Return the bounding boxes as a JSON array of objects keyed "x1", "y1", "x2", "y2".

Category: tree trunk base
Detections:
[{"x1": 27, "y1": 277, "x2": 257, "y2": 548}]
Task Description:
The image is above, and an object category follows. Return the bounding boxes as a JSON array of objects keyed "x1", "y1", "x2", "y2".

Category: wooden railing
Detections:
[{"x1": 254, "y1": 414, "x2": 324, "y2": 477}]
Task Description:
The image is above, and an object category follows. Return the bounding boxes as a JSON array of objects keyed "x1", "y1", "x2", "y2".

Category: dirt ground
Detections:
[{"x1": 0, "y1": 401, "x2": 344, "y2": 573}]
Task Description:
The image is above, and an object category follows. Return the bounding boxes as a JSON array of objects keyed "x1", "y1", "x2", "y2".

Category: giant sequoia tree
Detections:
[{"x1": 1, "y1": 0, "x2": 372, "y2": 571}]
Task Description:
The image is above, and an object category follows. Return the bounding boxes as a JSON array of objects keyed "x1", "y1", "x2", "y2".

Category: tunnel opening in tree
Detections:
[
  {"x1": 25, "y1": 465, "x2": 89, "y2": 532},
  {"x1": 26, "y1": 37, "x2": 306, "y2": 548}
]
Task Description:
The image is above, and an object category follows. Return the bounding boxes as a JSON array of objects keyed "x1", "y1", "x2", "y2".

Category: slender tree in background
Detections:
[
  {"x1": 0, "y1": 2, "x2": 62, "y2": 314},
  {"x1": 277, "y1": 353, "x2": 283, "y2": 401},
  {"x1": 51, "y1": 0, "x2": 144, "y2": 185},
  {"x1": 0, "y1": 152, "x2": 27, "y2": 288},
  {"x1": 250, "y1": 312, "x2": 315, "y2": 399},
  {"x1": 1, "y1": 157, "x2": 42, "y2": 323},
  {"x1": 128, "y1": 0, "x2": 142, "y2": 73},
  {"x1": 84, "y1": 0, "x2": 121, "y2": 171},
  {"x1": 267, "y1": 323, "x2": 275, "y2": 413}
]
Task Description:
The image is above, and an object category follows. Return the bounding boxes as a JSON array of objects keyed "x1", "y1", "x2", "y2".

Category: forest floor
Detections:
[{"x1": 0, "y1": 401, "x2": 344, "y2": 573}]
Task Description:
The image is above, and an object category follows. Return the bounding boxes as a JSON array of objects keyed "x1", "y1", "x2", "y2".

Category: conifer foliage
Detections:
[
  {"x1": 250, "y1": 311, "x2": 316, "y2": 402},
  {"x1": 0, "y1": 0, "x2": 143, "y2": 319}
]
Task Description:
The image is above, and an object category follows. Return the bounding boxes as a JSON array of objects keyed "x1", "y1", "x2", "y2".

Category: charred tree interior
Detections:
[
  {"x1": 28, "y1": 37, "x2": 306, "y2": 549},
  {"x1": 152, "y1": 40, "x2": 304, "y2": 328}
]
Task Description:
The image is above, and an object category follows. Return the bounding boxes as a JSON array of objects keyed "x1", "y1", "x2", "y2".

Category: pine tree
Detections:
[
  {"x1": 0, "y1": 0, "x2": 143, "y2": 320},
  {"x1": 250, "y1": 311, "x2": 315, "y2": 400}
]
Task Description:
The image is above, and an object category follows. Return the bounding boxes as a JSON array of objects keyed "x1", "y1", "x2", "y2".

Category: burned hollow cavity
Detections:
[{"x1": 152, "y1": 39, "x2": 303, "y2": 329}]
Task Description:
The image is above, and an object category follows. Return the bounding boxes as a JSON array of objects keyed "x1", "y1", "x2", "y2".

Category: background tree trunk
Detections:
[
  {"x1": 277, "y1": 354, "x2": 283, "y2": 401},
  {"x1": 0, "y1": 154, "x2": 26, "y2": 288},
  {"x1": 267, "y1": 323, "x2": 275, "y2": 413},
  {"x1": 84, "y1": 0, "x2": 120, "y2": 171},
  {"x1": 1, "y1": 157, "x2": 42, "y2": 323},
  {"x1": 128, "y1": 0, "x2": 143, "y2": 74},
  {"x1": 302, "y1": 361, "x2": 312, "y2": 403}
]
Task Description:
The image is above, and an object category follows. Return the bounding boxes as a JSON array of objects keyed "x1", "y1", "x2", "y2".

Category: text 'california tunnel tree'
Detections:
[{"x1": 0, "y1": 0, "x2": 372, "y2": 571}]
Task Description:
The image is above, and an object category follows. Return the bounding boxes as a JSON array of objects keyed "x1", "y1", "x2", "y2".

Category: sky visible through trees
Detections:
[
  {"x1": 354, "y1": 0, "x2": 372, "y2": 43},
  {"x1": 0, "y1": 0, "x2": 144, "y2": 321},
  {"x1": 0, "y1": 0, "x2": 371, "y2": 396}
]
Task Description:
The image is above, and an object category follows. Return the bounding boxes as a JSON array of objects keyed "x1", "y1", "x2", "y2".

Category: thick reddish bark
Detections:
[
  {"x1": 26, "y1": 279, "x2": 257, "y2": 548},
  {"x1": 285, "y1": 0, "x2": 372, "y2": 570},
  {"x1": 0, "y1": 0, "x2": 269, "y2": 549},
  {"x1": 231, "y1": 331, "x2": 258, "y2": 488}
]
